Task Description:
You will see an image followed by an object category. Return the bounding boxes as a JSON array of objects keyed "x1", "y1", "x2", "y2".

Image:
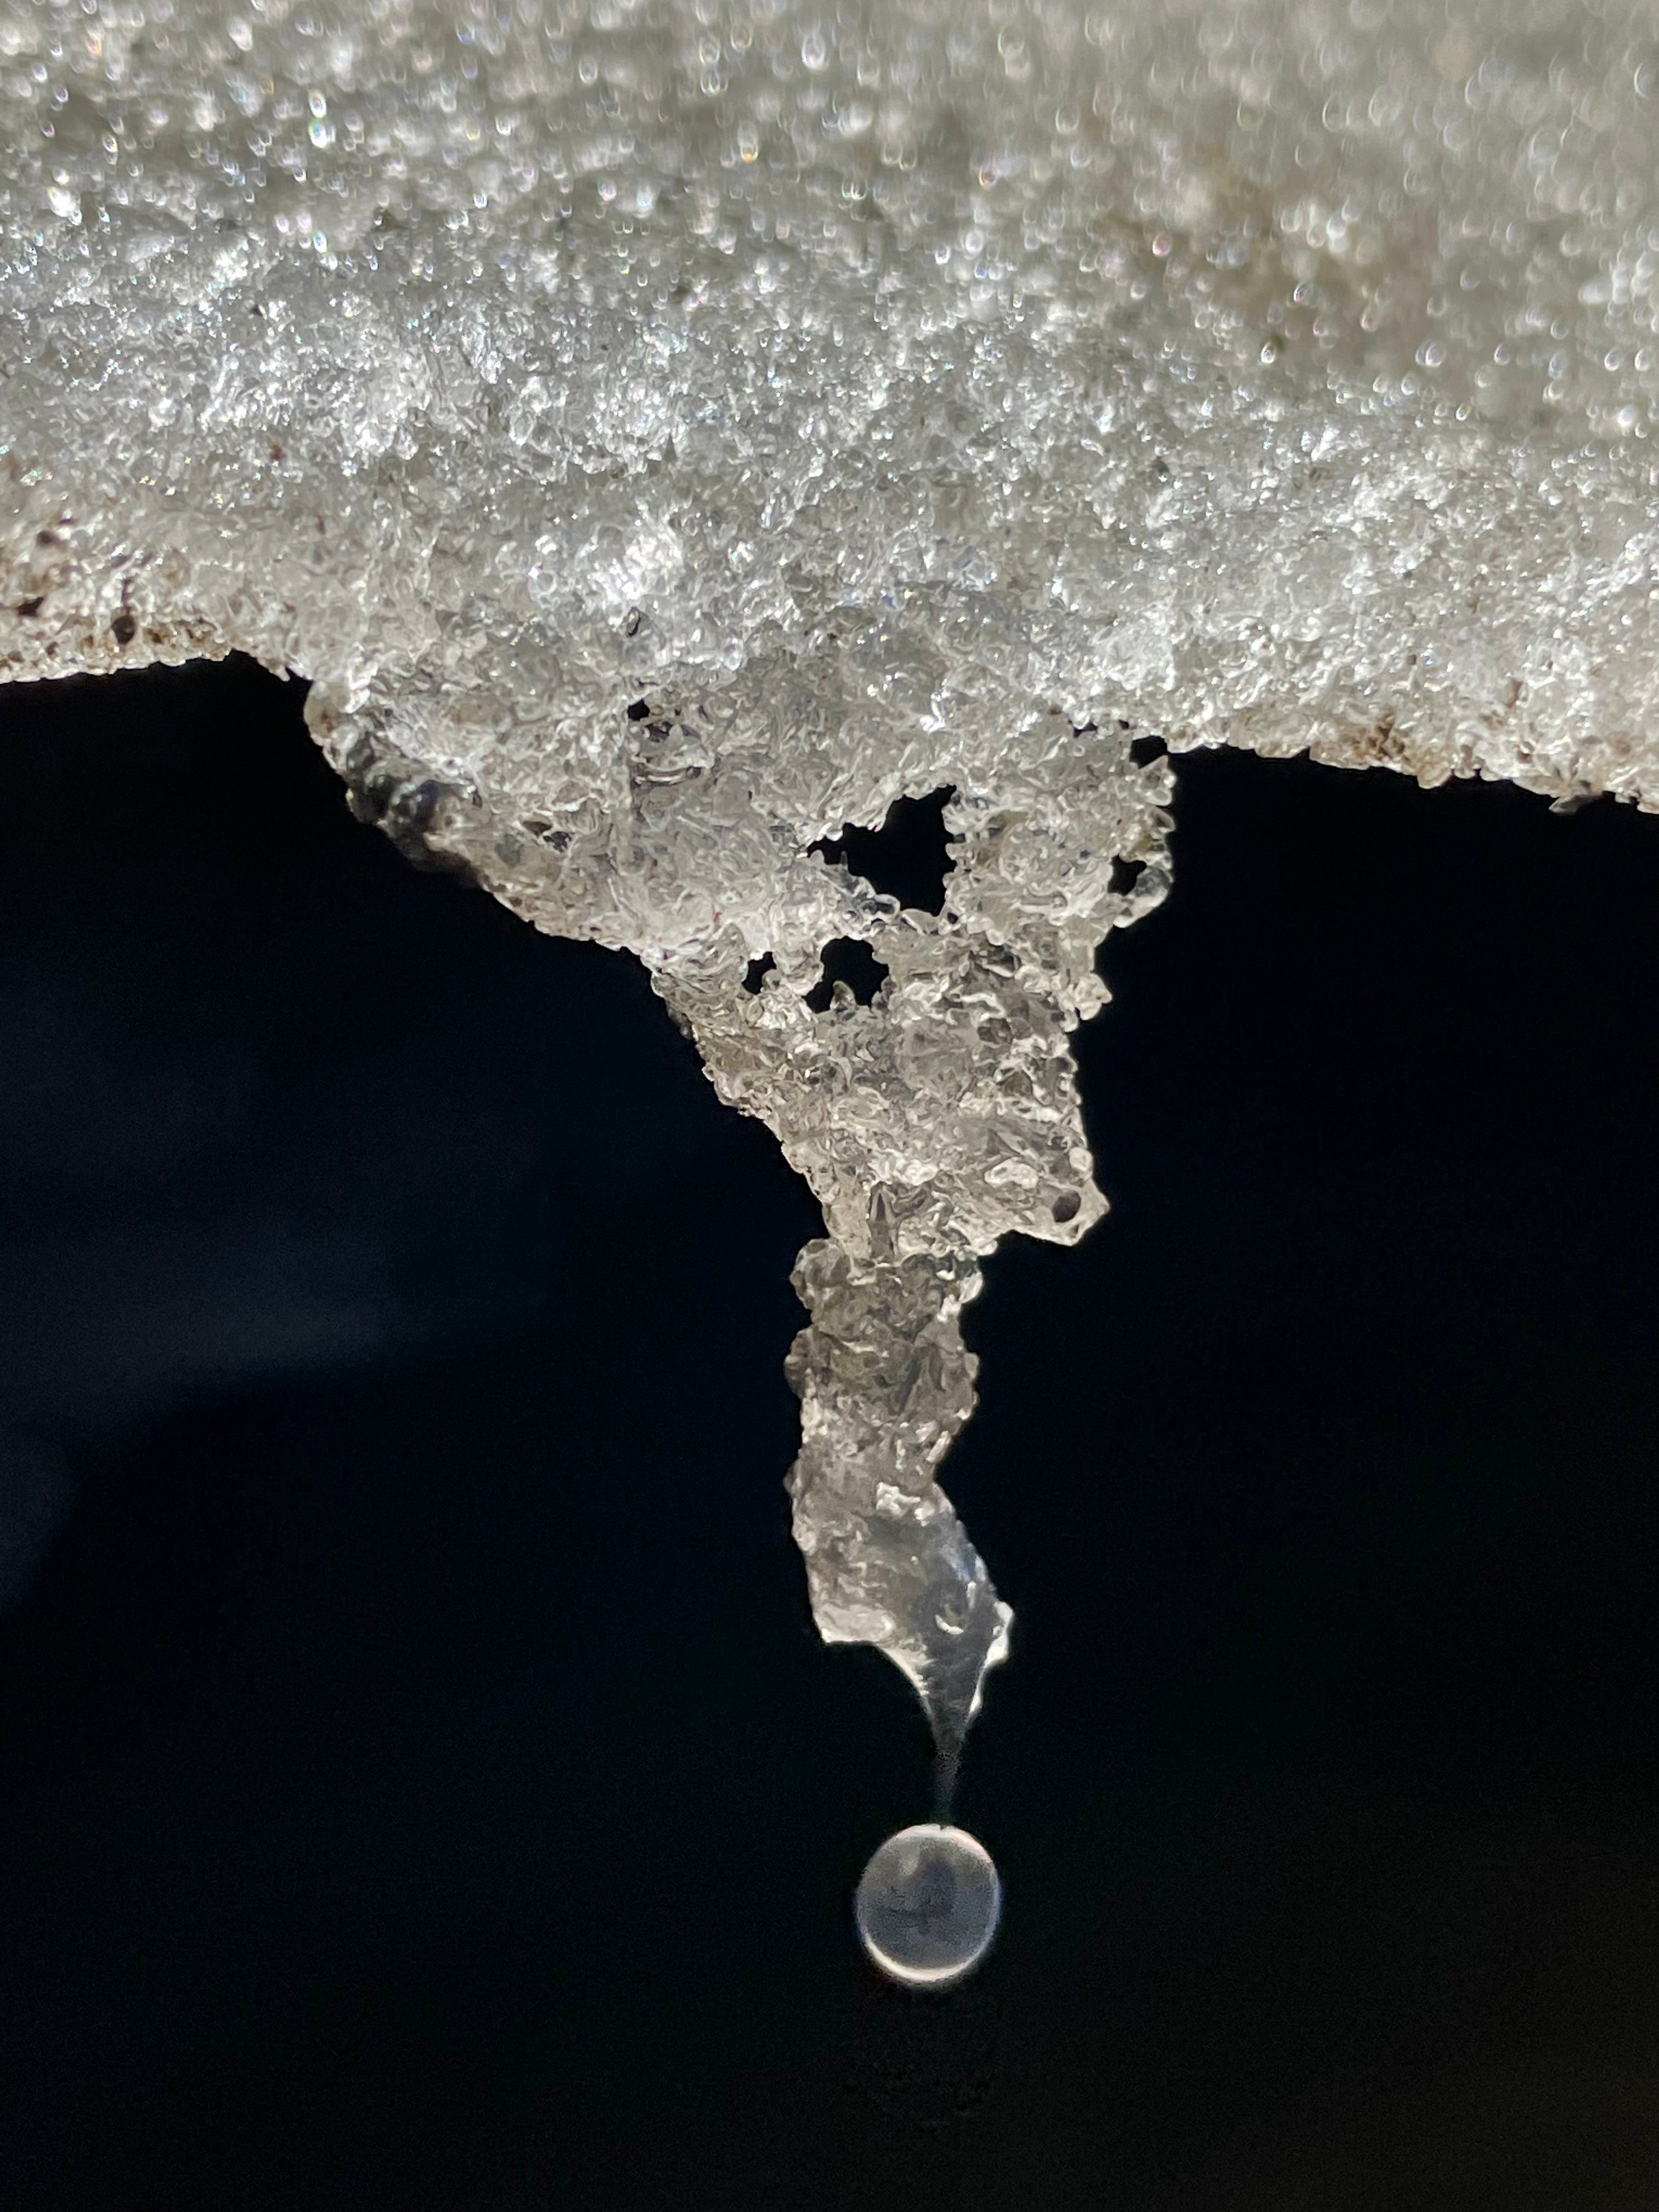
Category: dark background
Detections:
[{"x1": 1, "y1": 657, "x2": 1657, "y2": 2210}]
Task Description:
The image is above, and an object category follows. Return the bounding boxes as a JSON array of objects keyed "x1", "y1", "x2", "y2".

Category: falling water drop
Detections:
[{"x1": 854, "y1": 1823, "x2": 1002, "y2": 1989}]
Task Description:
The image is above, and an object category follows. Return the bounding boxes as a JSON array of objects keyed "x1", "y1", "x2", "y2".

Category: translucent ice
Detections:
[{"x1": 2, "y1": 0, "x2": 1657, "y2": 1761}]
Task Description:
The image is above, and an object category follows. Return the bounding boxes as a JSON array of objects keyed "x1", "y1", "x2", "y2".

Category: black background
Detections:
[{"x1": 1, "y1": 658, "x2": 1657, "y2": 2209}]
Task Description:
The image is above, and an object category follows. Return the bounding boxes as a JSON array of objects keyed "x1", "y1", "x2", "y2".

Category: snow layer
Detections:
[{"x1": 3, "y1": 0, "x2": 1657, "y2": 1758}]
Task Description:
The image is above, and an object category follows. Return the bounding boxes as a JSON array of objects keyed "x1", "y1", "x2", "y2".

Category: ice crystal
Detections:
[{"x1": 3, "y1": 0, "x2": 1657, "y2": 1763}]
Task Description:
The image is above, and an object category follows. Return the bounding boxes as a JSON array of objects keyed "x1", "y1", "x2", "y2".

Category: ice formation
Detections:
[{"x1": 3, "y1": 0, "x2": 1658, "y2": 1765}]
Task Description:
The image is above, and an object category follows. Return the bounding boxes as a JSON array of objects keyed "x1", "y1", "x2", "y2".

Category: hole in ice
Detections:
[
  {"x1": 805, "y1": 937, "x2": 889, "y2": 1012},
  {"x1": 1108, "y1": 855, "x2": 1146, "y2": 896},
  {"x1": 854, "y1": 1824, "x2": 1002, "y2": 1989},
  {"x1": 1051, "y1": 1190, "x2": 1081, "y2": 1224},
  {"x1": 810, "y1": 786, "x2": 956, "y2": 916},
  {"x1": 624, "y1": 698, "x2": 651, "y2": 722},
  {"x1": 742, "y1": 953, "x2": 776, "y2": 995}
]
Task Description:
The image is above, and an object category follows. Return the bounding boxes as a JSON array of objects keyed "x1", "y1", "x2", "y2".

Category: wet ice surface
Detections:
[
  {"x1": 3, "y1": 0, "x2": 1657, "y2": 1762},
  {"x1": 855, "y1": 1823, "x2": 1002, "y2": 1990}
]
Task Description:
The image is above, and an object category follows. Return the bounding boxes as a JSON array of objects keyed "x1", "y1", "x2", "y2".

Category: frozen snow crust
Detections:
[{"x1": 4, "y1": 0, "x2": 1657, "y2": 1755}]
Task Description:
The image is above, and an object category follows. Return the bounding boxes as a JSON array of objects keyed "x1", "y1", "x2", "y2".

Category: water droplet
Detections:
[{"x1": 854, "y1": 1824, "x2": 1001, "y2": 1989}]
